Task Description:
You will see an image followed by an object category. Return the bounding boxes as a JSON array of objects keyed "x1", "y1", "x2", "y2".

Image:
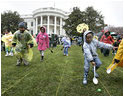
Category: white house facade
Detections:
[{"x1": 21, "y1": 7, "x2": 69, "y2": 37}]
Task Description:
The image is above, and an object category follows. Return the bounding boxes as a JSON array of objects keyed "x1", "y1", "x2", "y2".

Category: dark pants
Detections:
[{"x1": 103, "y1": 49, "x2": 110, "y2": 56}]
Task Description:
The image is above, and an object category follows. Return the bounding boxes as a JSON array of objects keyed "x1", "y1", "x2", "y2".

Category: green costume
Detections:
[{"x1": 12, "y1": 30, "x2": 34, "y2": 65}]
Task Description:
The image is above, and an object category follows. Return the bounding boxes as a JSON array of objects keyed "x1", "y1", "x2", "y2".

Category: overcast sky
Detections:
[{"x1": 0, "y1": 0, "x2": 123, "y2": 27}]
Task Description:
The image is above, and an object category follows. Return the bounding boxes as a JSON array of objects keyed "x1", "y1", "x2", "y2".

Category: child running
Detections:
[
  {"x1": 62, "y1": 36, "x2": 71, "y2": 56},
  {"x1": 36, "y1": 26, "x2": 49, "y2": 61},
  {"x1": 83, "y1": 31, "x2": 115, "y2": 85}
]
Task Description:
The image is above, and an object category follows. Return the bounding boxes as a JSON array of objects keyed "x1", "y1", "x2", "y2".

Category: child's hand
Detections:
[
  {"x1": 114, "y1": 59, "x2": 120, "y2": 63},
  {"x1": 12, "y1": 43, "x2": 16, "y2": 47},
  {"x1": 28, "y1": 44, "x2": 33, "y2": 48},
  {"x1": 113, "y1": 47, "x2": 118, "y2": 50},
  {"x1": 91, "y1": 62, "x2": 96, "y2": 66}
]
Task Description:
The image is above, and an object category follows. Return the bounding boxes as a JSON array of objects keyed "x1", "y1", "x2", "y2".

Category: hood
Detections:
[
  {"x1": 83, "y1": 30, "x2": 94, "y2": 42},
  {"x1": 105, "y1": 30, "x2": 110, "y2": 34},
  {"x1": 40, "y1": 26, "x2": 46, "y2": 33},
  {"x1": 5, "y1": 32, "x2": 12, "y2": 36}
]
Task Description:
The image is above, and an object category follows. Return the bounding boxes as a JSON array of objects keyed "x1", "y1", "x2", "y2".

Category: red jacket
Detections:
[{"x1": 100, "y1": 35, "x2": 114, "y2": 44}]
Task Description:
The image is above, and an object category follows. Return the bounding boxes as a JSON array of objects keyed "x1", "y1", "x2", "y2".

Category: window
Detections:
[
  {"x1": 31, "y1": 30, "x2": 33, "y2": 35},
  {"x1": 31, "y1": 22, "x2": 33, "y2": 26}
]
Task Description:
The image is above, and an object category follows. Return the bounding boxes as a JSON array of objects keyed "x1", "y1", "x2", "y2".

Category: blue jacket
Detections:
[
  {"x1": 83, "y1": 31, "x2": 113, "y2": 62},
  {"x1": 63, "y1": 38, "x2": 71, "y2": 48}
]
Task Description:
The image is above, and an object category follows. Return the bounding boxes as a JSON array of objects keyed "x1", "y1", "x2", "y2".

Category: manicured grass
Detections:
[{"x1": 1, "y1": 45, "x2": 123, "y2": 96}]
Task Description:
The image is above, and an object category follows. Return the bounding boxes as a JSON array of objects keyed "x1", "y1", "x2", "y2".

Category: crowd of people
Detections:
[{"x1": 1, "y1": 22, "x2": 123, "y2": 85}]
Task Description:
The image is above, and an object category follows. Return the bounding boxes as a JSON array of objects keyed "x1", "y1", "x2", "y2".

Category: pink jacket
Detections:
[{"x1": 36, "y1": 27, "x2": 49, "y2": 51}]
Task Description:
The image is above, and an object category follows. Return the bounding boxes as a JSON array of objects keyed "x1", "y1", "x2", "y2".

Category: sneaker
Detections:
[
  {"x1": 66, "y1": 54, "x2": 68, "y2": 56},
  {"x1": 83, "y1": 77, "x2": 87, "y2": 85},
  {"x1": 40, "y1": 56, "x2": 44, "y2": 62},
  {"x1": 22, "y1": 59, "x2": 29, "y2": 66},
  {"x1": 64, "y1": 53, "x2": 66, "y2": 56},
  {"x1": 9, "y1": 52, "x2": 13, "y2": 56},
  {"x1": 5, "y1": 53, "x2": 9, "y2": 56},
  {"x1": 16, "y1": 59, "x2": 21, "y2": 66},
  {"x1": 40, "y1": 57, "x2": 43, "y2": 62}
]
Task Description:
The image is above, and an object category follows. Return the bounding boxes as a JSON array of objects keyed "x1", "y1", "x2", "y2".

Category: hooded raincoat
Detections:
[
  {"x1": 2, "y1": 32, "x2": 13, "y2": 47},
  {"x1": 12, "y1": 30, "x2": 34, "y2": 61},
  {"x1": 83, "y1": 31, "x2": 113, "y2": 62},
  {"x1": 36, "y1": 26, "x2": 49, "y2": 51}
]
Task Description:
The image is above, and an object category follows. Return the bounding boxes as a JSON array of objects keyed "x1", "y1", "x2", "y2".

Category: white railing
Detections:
[{"x1": 33, "y1": 7, "x2": 68, "y2": 16}]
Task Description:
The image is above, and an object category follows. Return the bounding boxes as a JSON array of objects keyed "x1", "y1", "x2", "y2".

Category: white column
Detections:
[
  {"x1": 60, "y1": 17, "x2": 62, "y2": 35},
  {"x1": 36, "y1": 17, "x2": 38, "y2": 34},
  {"x1": 47, "y1": 16, "x2": 50, "y2": 34},
  {"x1": 33, "y1": 19, "x2": 35, "y2": 35},
  {"x1": 54, "y1": 16, "x2": 56, "y2": 34},
  {"x1": 40, "y1": 16, "x2": 42, "y2": 27}
]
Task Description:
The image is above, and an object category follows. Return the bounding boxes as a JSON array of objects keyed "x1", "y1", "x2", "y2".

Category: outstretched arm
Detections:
[{"x1": 93, "y1": 39, "x2": 113, "y2": 50}]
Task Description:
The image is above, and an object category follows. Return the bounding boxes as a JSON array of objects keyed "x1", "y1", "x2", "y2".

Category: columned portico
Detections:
[
  {"x1": 47, "y1": 16, "x2": 50, "y2": 34},
  {"x1": 22, "y1": 7, "x2": 68, "y2": 36},
  {"x1": 36, "y1": 17, "x2": 38, "y2": 34},
  {"x1": 40, "y1": 16, "x2": 43, "y2": 27},
  {"x1": 60, "y1": 17, "x2": 62, "y2": 35},
  {"x1": 54, "y1": 16, "x2": 56, "y2": 34}
]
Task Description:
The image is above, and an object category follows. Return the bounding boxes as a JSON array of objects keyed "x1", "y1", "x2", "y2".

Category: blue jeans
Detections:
[
  {"x1": 64, "y1": 47, "x2": 68, "y2": 55},
  {"x1": 84, "y1": 56, "x2": 102, "y2": 75}
]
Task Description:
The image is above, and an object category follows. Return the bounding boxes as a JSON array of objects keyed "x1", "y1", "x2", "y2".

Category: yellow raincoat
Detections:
[
  {"x1": 2, "y1": 32, "x2": 13, "y2": 47},
  {"x1": 107, "y1": 39, "x2": 123, "y2": 73},
  {"x1": 113, "y1": 39, "x2": 123, "y2": 67},
  {"x1": 12, "y1": 30, "x2": 35, "y2": 62}
]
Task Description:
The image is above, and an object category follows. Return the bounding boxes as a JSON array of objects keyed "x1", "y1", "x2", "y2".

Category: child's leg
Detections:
[
  {"x1": 94, "y1": 57, "x2": 102, "y2": 70},
  {"x1": 66, "y1": 47, "x2": 68, "y2": 56},
  {"x1": 101, "y1": 48, "x2": 103, "y2": 53},
  {"x1": 40, "y1": 50, "x2": 44, "y2": 61},
  {"x1": 83, "y1": 56, "x2": 90, "y2": 84},
  {"x1": 107, "y1": 49, "x2": 110, "y2": 56},
  {"x1": 15, "y1": 52, "x2": 22, "y2": 66},
  {"x1": 5, "y1": 46, "x2": 9, "y2": 56},
  {"x1": 92, "y1": 57, "x2": 102, "y2": 77},
  {"x1": 10, "y1": 47, "x2": 13, "y2": 53},
  {"x1": 9, "y1": 47, "x2": 13, "y2": 56},
  {"x1": 103, "y1": 48, "x2": 107, "y2": 56},
  {"x1": 63, "y1": 47, "x2": 66, "y2": 55}
]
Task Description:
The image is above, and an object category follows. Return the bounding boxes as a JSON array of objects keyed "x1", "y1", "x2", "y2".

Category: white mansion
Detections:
[{"x1": 21, "y1": 7, "x2": 69, "y2": 37}]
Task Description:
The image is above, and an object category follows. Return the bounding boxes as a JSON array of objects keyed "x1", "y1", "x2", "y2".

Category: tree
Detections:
[
  {"x1": 63, "y1": 6, "x2": 105, "y2": 36},
  {"x1": 109, "y1": 26, "x2": 123, "y2": 34},
  {"x1": 63, "y1": 7, "x2": 86, "y2": 36},
  {"x1": 1, "y1": 10, "x2": 23, "y2": 34},
  {"x1": 85, "y1": 6, "x2": 104, "y2": 32}
]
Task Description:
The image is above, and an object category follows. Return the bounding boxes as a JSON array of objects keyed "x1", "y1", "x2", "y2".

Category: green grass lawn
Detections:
[{"x1": 1, "y1": 45, "x2": 123, "y2": 96}]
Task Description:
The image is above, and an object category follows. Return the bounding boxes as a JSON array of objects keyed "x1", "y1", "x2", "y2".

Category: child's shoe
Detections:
[
  {"x1": 83, "y1": 77, "x2": 87, "y2": 85},
  {"x1": 16, "y1": 59, "x2": 22, "y2": 66},
  {"x1": 9, "y1": 52, "x2": 13, "y2": 56},
  {"x1": 40, "y1": 56, "x2": 44, "y2": 61},
  {"x1": 66, "y1": 54, "x2": 68, "y2": 56},
  {"x1": 22, "y1": 58, "x2": 29, "y2": 66},
  {"x1": 83, "y1": 72, "x2": 88, "y2": 85},
  {"x1": 5, "y1": 52, "x2": 9, "y2": 56}
]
